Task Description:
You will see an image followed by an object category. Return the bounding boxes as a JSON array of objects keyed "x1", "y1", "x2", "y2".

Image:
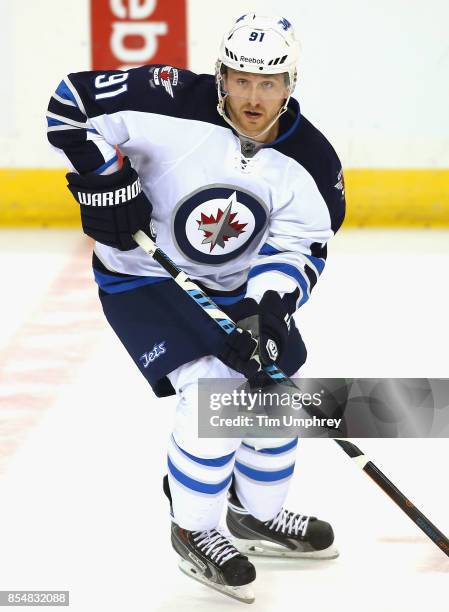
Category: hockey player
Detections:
[{"x1": 47, "y1": 14, "x2": 345, "y2": 604}]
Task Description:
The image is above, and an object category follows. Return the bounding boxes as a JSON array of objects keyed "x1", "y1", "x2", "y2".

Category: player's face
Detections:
[{"x1": 223, "y1": 69, "x2": 289, "y2": 140}]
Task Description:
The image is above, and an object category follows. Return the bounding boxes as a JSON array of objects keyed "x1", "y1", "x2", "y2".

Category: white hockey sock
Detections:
[
  {"x1": 233, "y1": 438, "x2": 298, "y2": 522},
  {"x1": 167, "y1": 434, "x2": 236, "y2": 531}
]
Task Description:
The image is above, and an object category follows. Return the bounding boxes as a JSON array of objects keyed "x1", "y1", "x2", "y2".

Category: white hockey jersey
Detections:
[{"x1": 47, "y1": 65, "x2": 345, "y2": 308}]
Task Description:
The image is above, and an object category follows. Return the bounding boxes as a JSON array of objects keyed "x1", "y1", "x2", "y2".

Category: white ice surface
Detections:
[{"x1": 0, "y1": 229, "x2": 447, "y2": 611}]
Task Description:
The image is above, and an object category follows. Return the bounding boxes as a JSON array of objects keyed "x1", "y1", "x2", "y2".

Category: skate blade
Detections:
[
  {"x1": 178, "y1": 559, "x2": 255, "y2": 604},
  {"x1": 233, "y1": 538, "x2": 340, "y2": 560}
]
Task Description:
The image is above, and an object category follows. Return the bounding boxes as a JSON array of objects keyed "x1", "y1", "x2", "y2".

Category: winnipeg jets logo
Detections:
[
  {"x1": 152, "y1": 66, "x2": 178, "y2": 98},
  {"x1": 172, "y1": 185, "x2": 269, "y2": 265},
  {"x1": 197, "y1": 193, "x2": 247, "y2": 252},
  {"x1": 334, "y1": 169, "x2": 345, "y2": 198}
]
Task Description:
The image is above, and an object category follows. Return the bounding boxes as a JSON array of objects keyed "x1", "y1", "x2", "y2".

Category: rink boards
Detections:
[{"x1": 0, "y1": 168, "x2": 449, "y2": 227}]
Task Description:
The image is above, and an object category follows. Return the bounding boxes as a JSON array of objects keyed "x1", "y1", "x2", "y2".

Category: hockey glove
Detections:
[
  {"x1": 217, "y1": 323, "x2": 260, "y2": 379},
  {"x1": 66, "y1": 157, "x2": 154, "y2": 250},
  {"x1": 225, "y1": 290, "x2": 292, "y2": 366},
  {"x1": 257, "y1": 290, "x2": 292, "y2": 365}
]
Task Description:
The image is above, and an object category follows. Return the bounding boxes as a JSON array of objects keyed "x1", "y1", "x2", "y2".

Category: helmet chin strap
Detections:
[{"x1": 217, "y1": 96, "x2": 288, "y2": 141}]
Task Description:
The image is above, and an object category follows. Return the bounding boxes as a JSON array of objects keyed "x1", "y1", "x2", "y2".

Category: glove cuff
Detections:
[
  {"x1": 66, "y1": 157, "x2": 145, "y2": 209},
  {"x1": 224, "y1": 297, "x2": 259, "y2": 326},
  {"x1": 66, "y1": 156, "x2": 133, "y2": 189}
]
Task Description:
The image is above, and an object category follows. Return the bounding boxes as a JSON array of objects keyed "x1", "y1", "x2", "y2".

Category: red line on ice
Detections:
[{"x1": 0, "y1": 238, "x2": 104, "y2": 473}]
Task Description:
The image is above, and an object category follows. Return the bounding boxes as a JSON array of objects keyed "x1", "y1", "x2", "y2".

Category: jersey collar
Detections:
[{"x1": 263, "y1": 98, "x2": 301, "y2": 148}]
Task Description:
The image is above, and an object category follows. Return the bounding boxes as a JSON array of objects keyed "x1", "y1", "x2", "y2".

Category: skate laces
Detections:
[
  {"x1": 193, "y1": 529, "x2": 240, "y2": 566},
  {"x1": 266, "y1": 509, "x2": 310, "y2": 537}
]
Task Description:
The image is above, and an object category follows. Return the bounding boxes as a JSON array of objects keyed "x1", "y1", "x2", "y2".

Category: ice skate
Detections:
[
  {"x1": 226, "y1": 483, "x2": 339, "y2": 559},
  {"x1": 163, "y1": 475, "x2": 256, "y2": 603},
  {"x1": 171, "y1": 522, "x2": 256, "y2": 604}
]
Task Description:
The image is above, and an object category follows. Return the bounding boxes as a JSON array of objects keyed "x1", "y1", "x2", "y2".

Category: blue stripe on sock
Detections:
[
  {"x1": 172, "y1": 436, "x2": 235, "y2": 467},
  {"x1": 241, "y1": 438, "x2": 298, "y2": 455},
  {"x1": 168, "y1": 457, "x2": 232, "y2": 494},
  {"x1": 235, "y1": 461, "x2": 295, "y2": 482}
]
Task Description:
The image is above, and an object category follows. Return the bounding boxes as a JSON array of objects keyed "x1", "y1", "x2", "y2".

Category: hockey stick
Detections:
[{"x1": 133, "y1": 229, "x2": 449, "y2": 558}]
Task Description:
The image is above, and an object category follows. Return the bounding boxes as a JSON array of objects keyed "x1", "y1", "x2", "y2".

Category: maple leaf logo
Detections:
[
  {"x1": 197, "y1": 193, "x2": 247, "y2": 252},
  {"x1": 160, "y1": 69, "x2": 171, "y2": 81}
]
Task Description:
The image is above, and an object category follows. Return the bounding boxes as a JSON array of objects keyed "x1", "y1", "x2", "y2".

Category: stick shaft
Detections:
[{"x1": 334, "y1": 439, "x2": 449, "y2": 555}]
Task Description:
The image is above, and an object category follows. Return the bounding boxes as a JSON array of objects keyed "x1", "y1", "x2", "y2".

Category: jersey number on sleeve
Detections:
[{"x1": 94, "y1": 73, "x2": 129, "y2": 100}]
